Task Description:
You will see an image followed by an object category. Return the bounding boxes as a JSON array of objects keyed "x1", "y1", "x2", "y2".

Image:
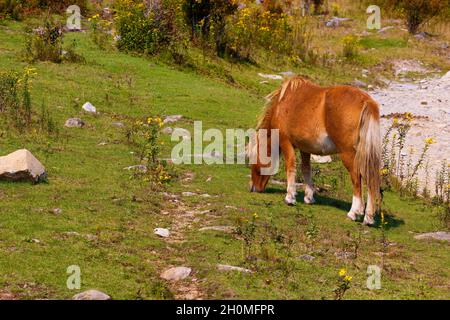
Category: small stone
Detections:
[
  {"x1": 82, "y1": 102, "x2": 97, "y2": 114},
  {"x1": 414, "y1": 232, "x2": 450, "y2": 242},
  {"x1": 351, "y1": 79, "x2": 368, "y2": 88},
  {"x1": 298, "y1": 254, "x2": 316, "y2": 261},
  {"x1": 52, "y1": 208, "x2": 62, "y2": 215},
  {"x1": 217, "y1": 264, "x2": 253, "y2": 273},
  {"x1": 182, "y1": 192, "x2": 197, "y2": 197},
  {"x1": 72, "y1": 289, "x2": 111, "y2": 300},
  {"x1": 421, "y1": 101, "x2": 428, "y2": 105},
  {"x1": 334, "y1": 251, "x2": 356, "y2": 259},
  {"x1": 199, "y1": 226, "x2": 234, "y2": 233},
  {"x1": 0, "y1": 149, "x2": 47, "y2": 183},
  {"x1": 123, "y1": 165, "x2": 147, "y2": 172},
  {"x1": 154, "y1": 228, "x2": 170, "y2": 238},
  {"x1": 161, "y1": 127, "x2": 173, "y2": 134},
  {"x1": 163, "y1": 115, "x2": 183, "y2": 124},
  {"x1": 112, "y1": 122, "x2": 124, "y2": 128},
  {"x1": 258, "y1": 73, "x2": 283, "y2": 80},
  {"x1": 65, "y1": 118, "x2": 85, "y2": 128},
  {"x1": 160, "y1": 267, "x2": 191, "y2": 281},
  {"x1": 311, "y1": 155, "x2": 332, "y2": 163}
]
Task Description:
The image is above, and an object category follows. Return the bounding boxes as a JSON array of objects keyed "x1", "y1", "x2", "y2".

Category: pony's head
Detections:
[{"x1": 247, "y1": 130, "x2": 275, "y2": 193}]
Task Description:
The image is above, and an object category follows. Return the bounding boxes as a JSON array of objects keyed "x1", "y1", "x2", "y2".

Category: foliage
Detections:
[
  {"x1": 114, "y1": 0, "x2": 182, "y2": 56},
  {"x1": 341, "y1": 35, "x2": 359, "y2": 60},
  {"x1": 0, "y1": 0, "x2": 23, "y2": 20},
  {"x1": 377, "y1": 0, "x2": 450, "y2": 34},
  {"x1": 24, "y1": 18, "x2": 84, "y2": 63},
  {"x1": 182, "y1": 0, "x2": 238, "y2": 57}
]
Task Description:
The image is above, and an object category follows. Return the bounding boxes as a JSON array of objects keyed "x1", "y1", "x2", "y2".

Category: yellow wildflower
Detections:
[{"x1": 339, "y1": 268, "x2": 347, "y2": 277}]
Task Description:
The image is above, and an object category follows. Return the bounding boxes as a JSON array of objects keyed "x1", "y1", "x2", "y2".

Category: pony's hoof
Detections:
[
  {"x1": 347, "y1": 211, "x2": 358, "y2": 221},
  {"x1": 284, "y1": 194, "x2": 297, "y2": 206},
  {"x1": 347, "y1": 210, "x2": 364, "y2": 221},
  {"x1": 304, "y1": 196, "x2": 315, "y2": 204},
  {"x1": 362, "y1": 215, "x2": 375, "y2": 226}
]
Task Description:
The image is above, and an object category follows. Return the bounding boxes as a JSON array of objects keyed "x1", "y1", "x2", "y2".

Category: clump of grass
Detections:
[
  {"x1": 342, "y1": 35, "x2": 359, "y2": 60},
  {"x1": 24, "y1": 18, "x2": 85, "y2": 63}
]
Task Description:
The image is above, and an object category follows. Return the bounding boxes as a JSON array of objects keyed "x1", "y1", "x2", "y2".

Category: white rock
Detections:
[
  {"x1": 414, "y1": 232, "x2": 450, "y2": 242},
  {"x1": 154, "y1": 228, "x2": 170, "y2": 238},
  {"x1": 160, "y1": 267, "x2": 191, "y2": 281},
  {"x1": 182, "y1": 192, "x2": 197, "y2": 197},
  {"x1": 65, "y1": 118, "x2": 85, "y2": 128},
  {"x1": 82, "y1": 102, "x2": 97, "y2": 114},
  {"x1": 258, "y1": 73, "x2": 283, "y2": 80},
  {"x1": 72, "y1": 289, "x2": 111, "y2": 300},
  {"x1": 217, "y1": 264, "x2": 253, "y2": 273},
  {"x1": 161, "y1": 127, "x2": 173, "y2": 134},
  {"x1": 199, "y1": 226, "x2": 234, "y2": 233},
  {"x1": 123, "y1": 165, "x2": 147, "y2": 172},
  {"x1": 163, "y1": 115, "x2": 183, "y2": 124},
  {"x1": 311, "y1": 155, "x2": 332, "y2": 163},
  {"x1": 0, "y1": 149, "x2": 47, "y2": 183}
]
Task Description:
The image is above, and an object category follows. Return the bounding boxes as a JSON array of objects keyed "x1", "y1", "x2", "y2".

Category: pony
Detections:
[{"x1": 248, "y1": 76, "x2": 381, "y2": 225}]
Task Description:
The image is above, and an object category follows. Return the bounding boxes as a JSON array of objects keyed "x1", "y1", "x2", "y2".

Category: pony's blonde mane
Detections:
[{"x1": 256, "y1": 76, "x2": 308, "y2": 130}]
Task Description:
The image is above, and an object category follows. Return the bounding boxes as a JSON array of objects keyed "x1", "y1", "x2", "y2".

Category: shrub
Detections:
[
  {"x1": 379, "y1": 0, "x2": 450, "y2": 34},
  {"x1": 24, "y1": 18, "x2": 84, "y2": 63},
  {"x1": 0, "y1": 68, "x2": 34, "y2": 130},
  {"x1": 24, "y1": 0, "x2": 88, "y2": 14},
  {"x1": 114, "y1": 0, "x2": 181, "y2": 55},
  {"x1": 341, "y1": 35, "x2": 359, "y2": 60},
  {"x1": 182, "y1": 0, "x2": 238, "y2": 57},
  {"x1": 0, "y1": 0, "x2": 23, "y2": 20}
]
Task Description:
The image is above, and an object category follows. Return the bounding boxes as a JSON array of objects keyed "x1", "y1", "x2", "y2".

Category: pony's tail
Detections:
[{"x1": 355, "y1": 101, "x2": 382, "y2": 213}]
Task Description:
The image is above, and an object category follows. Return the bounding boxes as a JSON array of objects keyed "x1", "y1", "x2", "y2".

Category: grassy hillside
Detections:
[{"x1": 0, "y1": 16, "x2": 449, "y2": 300}]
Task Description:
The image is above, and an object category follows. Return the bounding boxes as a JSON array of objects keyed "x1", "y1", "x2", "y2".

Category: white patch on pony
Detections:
[
  {"x1": 316, "y1": 134, "x2": 337, "y2": 155},
  {"x1": 347, "y1": 195, "x2": 364, "y2": 221}
]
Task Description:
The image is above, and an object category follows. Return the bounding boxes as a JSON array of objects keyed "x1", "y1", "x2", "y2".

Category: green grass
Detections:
[{"x1": 0, "y1": 18, "x2": 449, "y2": 300}]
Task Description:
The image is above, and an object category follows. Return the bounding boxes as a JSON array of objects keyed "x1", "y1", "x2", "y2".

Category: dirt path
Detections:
[{"x1": 371, "y1": 71, "x2": 450, "y2": 193}]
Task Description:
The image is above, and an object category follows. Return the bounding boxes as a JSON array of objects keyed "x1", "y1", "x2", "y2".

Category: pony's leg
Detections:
[
  {"x1": 363, "y1": 193, "x2": 375, "y2": 225},
  {"x1": 281, "y1": 141, "x2": 297, "y2": 205},
  {"x1": 339, "y1": 152, "x2": 365, "y2": 221},
  {"x1": 300, "y1": 152, "x2": 315, "y2": 204}
]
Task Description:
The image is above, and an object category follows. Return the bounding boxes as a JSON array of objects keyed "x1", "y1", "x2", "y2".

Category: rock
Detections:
[
  {"x1": 123, "y1": 165, "x2": 147, "y2": 172},
  {"x1": 351, "y1": 79, "x2": 368, "y2": 88},
  {"x1": 311, "y1": 155, "x2": 332, "y2": 164},
  {"x1": 182, "y1": 191, "x2": 197, "y2": 197},
  {"x1": 298, "y1": 254, "x2": 316, "y2": 261},
  {"x1": 52, "y1": 208, "x2": 62, "y2": 215},
  {"x1": 72, "y1": 289, "x2": 111, "y2": 300},
  {"x1": 65, "y1": 118, "x2": 85, "y2": 128},
  {"x1": 112, "y1": 122, "x2": 124, "y2": 128},
  {"x1": 154, "y1": 228, "x2": 170, "y2": 238},
  {"x1": 378, "y1": 26, "x2": 394, "y2": 33},
  {"x1": 199, "y1": 226, "x2": 234, "y2": 233},
  {"x1": 414, "y1": 231, "x2": 450, "y2": 242},
  {"x1": 161, "y1": 127, "x2": 173, "y2": 135},
  {"x1": 163, "y1": 115, "x2": 183, "y2": 124},
  {"x1": 325, "y1": 17, "x2": 350, "y2": 28},
  {"x1": 217, "y1": 264, "x2": 253, "y2": 273},
  {"x1": 334, "y1": 251, "x2": 356, "y2": 259},
  {"x1": 421, "y1": 101, "x2": 428, "y2": 105},
  {"x1": 0, "y1": 149, "x2": 47, "y2": 183},
  {"x1": 414, "y1": 32, "x2": 432, "y2": 40},
  {"x1": 279, "y1": 71, "x2": 296, "y2": 77},
  {"x1": 82, "y1": 102, "x2": 97, "y2": 114},
  {"x1": 160, "y1": 267, "x2": 191, "y2": 281},
  {"x1": 258, "y1": 73, "x2": 283, "y2": 80}
]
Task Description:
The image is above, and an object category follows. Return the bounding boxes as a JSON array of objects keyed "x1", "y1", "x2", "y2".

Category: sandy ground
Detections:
[{"x1": 371, "y1": 71, "x2": 450, "y2": 193}]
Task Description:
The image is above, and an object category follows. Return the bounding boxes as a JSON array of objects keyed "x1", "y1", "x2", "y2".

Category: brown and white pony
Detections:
[{"x1": 248, "y1": 76, "x2": 381, "y2": 225}]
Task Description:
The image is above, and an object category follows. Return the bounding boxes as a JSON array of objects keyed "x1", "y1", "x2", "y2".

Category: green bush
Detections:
[
  {"x1": 24, "y1": 19, "x2": 84, "y2": 63},
  {"x1": 182, "y1": 0, "x2": 238, "y2": 57},
  {"x1": 376, "y1": 0, "x2": 450, "y2": 34},
  {"x1": 114, "y1": 0, "x2": 181, "y2": 55},
  {"x1": 0, "y1": 68, "x2": 33, "y2": 130},
  {"x1": 0, "y1": 0, "x2": 23, "y2": 20}
]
